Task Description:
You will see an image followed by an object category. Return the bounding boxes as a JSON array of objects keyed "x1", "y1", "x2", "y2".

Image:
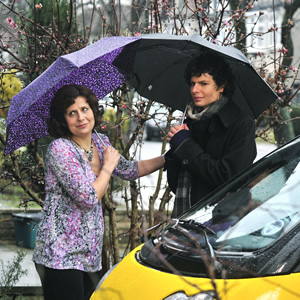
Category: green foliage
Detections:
[
  {"x1": 102, "y1": 108, "x2": 116, "y2": 124},
  {"x1": 0, "y1": 250, "x2": 28, "y2": 299},
  {"x1": 101, "y1": 107, "x2": 132, "y2": 145},
  {"x1": 28, "y1": 0, "x2": 73, "y2": 32},
  {"x1": 0, "y1": 70, "x2": 23, "y2": 160},
  {"x1": 0, "y1": 70, "x2": 23, "y2": 116}
]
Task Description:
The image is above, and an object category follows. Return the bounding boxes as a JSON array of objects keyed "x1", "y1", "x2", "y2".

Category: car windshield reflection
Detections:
[{"x1": 179, "y1": 143, "x2": 300, "y2": 253}]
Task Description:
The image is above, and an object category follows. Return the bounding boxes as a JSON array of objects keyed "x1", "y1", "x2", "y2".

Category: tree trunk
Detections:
[
  {"x1": 129, "y1": 181, "x2": 140, "y2": 251},
  {"x1": 273, "y1": 107, "x2": 295, "y2": 146},
  {"x1": 273, "y1": 0, "x2": 300, "y2": 145},
  {"x1": 109, "y1": 208, "x2": 120, "y2": 264}
]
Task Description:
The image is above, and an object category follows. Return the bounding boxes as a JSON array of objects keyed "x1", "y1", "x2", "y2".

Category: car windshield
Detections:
[{"x1": 179, "y1": 138, "x2": 300, "y2": 253}]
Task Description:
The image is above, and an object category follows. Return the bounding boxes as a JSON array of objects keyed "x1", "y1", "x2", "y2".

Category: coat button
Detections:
[{"x1": 182, "y1": 159, "x2": 189, "y2": 165}]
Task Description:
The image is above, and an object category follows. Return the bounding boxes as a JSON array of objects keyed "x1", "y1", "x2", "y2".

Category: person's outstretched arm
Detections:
[{"x1": 138, "y1": 156, "x2": 165, "y2": 177}]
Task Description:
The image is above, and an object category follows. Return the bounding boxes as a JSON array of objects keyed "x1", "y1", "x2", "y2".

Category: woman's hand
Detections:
[
  {"x1": 93, "y1": 146, "x2": 120, "y2": 200},
  {"x1": 102, "y1": 146, "x2": 120, "y2": 174},
  {"x1": 167, "y1": 124, "x2": 189, "y2": 141}
]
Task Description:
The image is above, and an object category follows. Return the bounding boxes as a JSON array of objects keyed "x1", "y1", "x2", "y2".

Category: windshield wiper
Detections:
[
  {"x1": 145, "y1": 219, "x2": 215, "y2": 236},
  {"x1": 173, "y1": 219, "x2": 216, "y2": 235},
  {"x1": 144, "y1": 218, "x2": 222, "y2": 271},
  {"x1": 171, "y1": 219, "x2": 222, "y2": 272}
]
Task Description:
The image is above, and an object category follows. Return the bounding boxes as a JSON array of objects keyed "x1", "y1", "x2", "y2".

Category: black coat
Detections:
[{"x1": 165, "y1": 100, "x2": 257, "y2": 206}]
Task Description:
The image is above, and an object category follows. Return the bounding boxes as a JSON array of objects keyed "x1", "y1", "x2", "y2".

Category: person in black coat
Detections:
[{"x1": 165, "y1": 51, "x2": 257, "y2": 217}]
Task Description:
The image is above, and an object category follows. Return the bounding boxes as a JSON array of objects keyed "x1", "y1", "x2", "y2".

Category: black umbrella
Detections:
[
  {"x1": 5, "y1": 33, "x2": 277, "y2": 154},
  {"x1": 127, "y1": 33, "x2": 278, "y2": 118}
]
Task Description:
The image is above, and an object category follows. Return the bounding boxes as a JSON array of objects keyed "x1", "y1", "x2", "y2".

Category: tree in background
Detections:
[
  {"x1": 273, "y1": 0, "x2": 300, "y2": 145},
  {"x1": 0, "y1": 0, "x2": 299, "y2": 275}
]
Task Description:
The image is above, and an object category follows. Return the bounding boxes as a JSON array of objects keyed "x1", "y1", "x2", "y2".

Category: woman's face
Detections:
[
  {"x1": 190, "y1": 73, "x2": 224, "y2": 108},
  {"x1": 65, "y1": 96, "x2": 95, "y2": 138}
]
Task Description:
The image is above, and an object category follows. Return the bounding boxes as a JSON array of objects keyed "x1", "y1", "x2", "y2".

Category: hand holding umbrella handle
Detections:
[{"x1": 94, "y1": 129, "x2": 118, "y2": 176}]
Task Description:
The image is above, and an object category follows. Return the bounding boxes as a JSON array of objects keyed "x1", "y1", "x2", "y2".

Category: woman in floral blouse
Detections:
[{"x1": 32, "y1": 84, "x2": 165, "y2": 300}]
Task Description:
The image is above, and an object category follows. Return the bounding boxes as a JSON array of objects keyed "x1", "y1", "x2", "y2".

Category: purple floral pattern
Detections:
[{"x1": 32, "y1": 133, "x2": 139, "y2": 272}]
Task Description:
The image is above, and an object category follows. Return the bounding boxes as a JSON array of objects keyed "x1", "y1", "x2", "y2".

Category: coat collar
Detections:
[
  {"x1": 186, "y1": 100, "x2": 242, "y2": 133},
  {"x1": 215, "y1": 100, "x2": 241, "y2": 129}
]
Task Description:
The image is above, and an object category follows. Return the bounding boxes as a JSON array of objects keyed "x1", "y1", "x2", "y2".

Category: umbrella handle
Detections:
[
  {"x1": 180, "y1": 103, "x2": 189, "y2": 126},
  {"x1": 93, "y1": 129, "x2": 107, "y2": 149}
]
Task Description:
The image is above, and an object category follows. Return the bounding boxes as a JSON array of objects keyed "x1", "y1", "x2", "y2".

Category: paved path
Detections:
[
  {"x1": 0, "y1": 242, "x2": 40, "y2": 287},
  {"x1": 255, "y1": 141, "x2": 277, "y2": 161}
]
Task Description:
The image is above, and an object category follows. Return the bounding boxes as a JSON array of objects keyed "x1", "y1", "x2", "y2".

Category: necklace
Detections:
[{"x1": 72, "y1": 139, "x2": 94, "y2": 162}]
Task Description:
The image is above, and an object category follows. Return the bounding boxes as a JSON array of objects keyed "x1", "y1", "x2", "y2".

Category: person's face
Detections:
[
  {"x1": 190, "y1": 73, "x2": 224, "y2": 108},
  {"x1": 65, "y1": 96, "x2": 95, "y2": 138}
]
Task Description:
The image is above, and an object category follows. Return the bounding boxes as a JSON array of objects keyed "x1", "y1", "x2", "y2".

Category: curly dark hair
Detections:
[
  {"x1": 47, "y1": 85, "x2": 103, "y2": 138},
  {"x1": 184, "y1": 51, "x2": 235, "y2": 98}
]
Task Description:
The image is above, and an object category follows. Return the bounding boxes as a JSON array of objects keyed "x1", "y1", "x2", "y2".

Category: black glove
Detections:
[{"x1": 169, "y1": 130, "x2": 191, "y2": 149}]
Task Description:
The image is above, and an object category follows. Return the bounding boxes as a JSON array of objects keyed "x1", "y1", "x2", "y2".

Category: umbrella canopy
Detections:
[
  {"x1": 5, "y1": 36, "x2": 139, "y2": 155},
  {"x1": 128, "y1": 33, "x2": 278, "y2": 116},
  {"x1": 5, "y1": 33, "x2": 277, "y2": 155}
]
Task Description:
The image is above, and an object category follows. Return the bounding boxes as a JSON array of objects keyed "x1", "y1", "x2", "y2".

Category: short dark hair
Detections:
[
  {"x1": 184, "y1": 51, "x2": 235, "y2": 97},
  {"x1": 48, "y1": 85, "x2": 103, "y2": 138}
]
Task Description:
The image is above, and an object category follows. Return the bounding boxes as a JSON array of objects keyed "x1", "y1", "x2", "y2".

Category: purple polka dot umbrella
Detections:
[
  {"x1": 5, "y1": 36, "x2": 140, "y2": 155},
  {"x1": 5, "y1": 33, "x2": 278, "y2": 155}
]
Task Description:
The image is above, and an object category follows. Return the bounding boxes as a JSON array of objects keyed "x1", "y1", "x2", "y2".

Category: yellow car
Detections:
[{"x1": 91, "y1": 136, "x2": 300, "y2": 300}]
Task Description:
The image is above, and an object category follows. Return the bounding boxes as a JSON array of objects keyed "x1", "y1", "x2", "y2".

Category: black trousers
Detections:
[{"x1": 35, "y1": 264, "x2": 103, "y2": 300}]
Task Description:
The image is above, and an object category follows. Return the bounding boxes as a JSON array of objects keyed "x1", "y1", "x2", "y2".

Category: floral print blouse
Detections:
[{"x1": 32, "y1": 133, "x2": 139, "y2": 272}]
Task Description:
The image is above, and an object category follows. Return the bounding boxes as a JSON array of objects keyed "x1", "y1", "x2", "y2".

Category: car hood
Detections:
[{"x1": 91, "y1": 245, "x2": 300, "y2": 300}]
